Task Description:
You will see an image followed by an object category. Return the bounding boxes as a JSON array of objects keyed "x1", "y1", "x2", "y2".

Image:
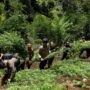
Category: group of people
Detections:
[
  {"x1": 0, "y1": 37, "x2": 89, "y2": 85},
  {"x1": 27, "y1": 38, "x2": 56, "y2": 69},
  {"x1": 39, "y1": 38, "x2": 56, "y2": 69},
  {"x1": 0, "y1": 38, "x2": 56, "y2": 85}
]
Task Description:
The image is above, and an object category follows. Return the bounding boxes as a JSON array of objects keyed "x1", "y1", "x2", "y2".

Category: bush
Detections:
[
  {"x1": 71, "y1": 41, "x2": 90, "y2": 57},
  {"x1": 0, "y1": 32, "x2": 27, "y2": 58},
  {"x1": 2, "y1": 13, "x2": 29, "y2": 43},
  {"x1": 2, "y1": 14, "x2": 27, "y2": 32}
]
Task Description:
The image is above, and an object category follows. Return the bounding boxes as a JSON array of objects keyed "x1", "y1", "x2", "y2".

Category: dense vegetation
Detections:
[
  {"x1": 52, "y1": 60, "x2": 90, "y2": 77},
  {"x1": 5, "y1": 60, "x2": 90, "y2": 90},
  {"x1": 0, "y1": 0, "x2": 90, "y2": 90},
  {"x1": 0, "y1": 0, "x2": 90, "y2": 58}
]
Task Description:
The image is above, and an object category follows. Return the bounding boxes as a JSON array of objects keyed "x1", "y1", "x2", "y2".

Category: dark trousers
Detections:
[
  {"x1": 39, "y1": 60, "x2": 47, "y2": 69},
  {"x1": 61, "y1": 51, "x2": 69, "y2": 60},
  {"x1": 47, "y1": 57, "x2": 54, "y2": 68},
  {"x1": 39, "y1": 57, "x2": 54, "y2": 69},
  {"x1": 0, "y1": 62, "x2": 4, "y2": 69}
]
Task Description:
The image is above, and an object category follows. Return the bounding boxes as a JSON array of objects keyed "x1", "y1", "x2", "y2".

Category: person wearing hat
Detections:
[
  {"x1": 61, "y1": 41, "x2": 71, "y2": 60},
  {"x1": 39, "y1": 38, "x2": 49, "y2": 69}
]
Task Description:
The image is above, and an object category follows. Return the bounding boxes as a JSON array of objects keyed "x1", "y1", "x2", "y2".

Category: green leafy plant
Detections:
[
  {"x1": 0, "y1": 32, "x2": 27, "y2": 58},
  {"x1": 71, "y1": 41, "x2": 90, "y2": 57},
  {"x1": 52, "y1": 60, "x2": 90, "y2": 77},
  {"x1": 7, "y1": 69, "x2": 67, "y2": 90}
]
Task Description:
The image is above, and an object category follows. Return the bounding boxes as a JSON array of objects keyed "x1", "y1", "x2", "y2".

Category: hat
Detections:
[
  {"x1": 27, "y1": 43, "x2": 32, "y2": 47},
  {"x1": 42, "y1": 38, "x2": 48, "y2": 43}
]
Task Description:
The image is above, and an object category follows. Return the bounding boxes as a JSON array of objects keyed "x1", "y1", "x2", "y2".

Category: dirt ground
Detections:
[{"x1": 56, "y1": 76, "x2": 90, "y2": 90}]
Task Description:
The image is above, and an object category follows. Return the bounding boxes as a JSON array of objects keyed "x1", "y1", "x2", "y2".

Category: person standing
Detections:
[
  {"x1": 27, "y1": 43, "x2": 34, "y2": 61},
  {"x1": 61, "y1": 42, "x2": 71, "y2": 60},
  {"x1": 47, "y1": 41, "x2": 56, "y2": 68},
  {"x1": 39, "y1": 38, "x2": 49, "y2": 69}
]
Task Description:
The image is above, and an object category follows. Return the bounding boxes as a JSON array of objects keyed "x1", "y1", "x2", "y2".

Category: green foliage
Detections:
[
  {"x1": 0, "y1": 32, "x2": 27, "y2": 58},
  {"x1": 66, "y1": 13, "x2": 88, "y2": 41},
  {"x1": 7, "y1": 83, "x2": 66, "y2": 90},
  {"x1": 3, "y1": 14, "x2": 27, "y2": 32},
  {"x1": 0, "y1": 69, "x2": 4, "y2": 77},
  {"x1": 52, "y1": 60, "x2": 90, "y2": 77},
  {"x1": 30, "y1": 14, "x2": 72, "y2": 45},
  {"x1": 14, "y1": 69, "x2": 56, "y2": 85},
  {"x1": 7, "y1": 69, "x2": 66, "y2": 90},
  {"x1": 9, "y1": 0, "x2": 24, "y2": 13},
  {"x1": 0, "y1": 14, "x2": 6, "y2": 33},
  {"x1": 51, "y1": 15, "x2": 71, "y2": 45},
  {"x1": 6, "y1": 60, "x2": 90, "y2": 90},
  {"x1": 30, "y1": 14, "x2": 51, "y2": 39},
  {"x1": 71, "y1": 41, "x2": 90, "y2": 57},
  {"x1": 0, "y1": 0, "x2": 89, "y2": 89},
  {"x1": 35, "y1": 0, "x2": 89, "y2": 43},
  {"x1": 37, "y1": 0, "x2": 55, "y2": 6},
  {"x1": 0, "y1": 3, "x2": 5, "y2": 14},
  {"x1": 1, "y1": 13, "x2": 29, "y2": 42},
  {"x1": 0, "y1": 0, "x2": 89, "y2": 46}
]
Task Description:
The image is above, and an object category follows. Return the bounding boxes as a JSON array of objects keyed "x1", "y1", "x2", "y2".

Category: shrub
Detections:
[
  {"x1": 0, "y1": 32, "x2": 27, "y2": 58},
  {"x1": 70, "y1": 41, "x2": 90, "y2": 57},
  {"x1": 2, "y1": 13, "x2": 29, "y2": 43}
]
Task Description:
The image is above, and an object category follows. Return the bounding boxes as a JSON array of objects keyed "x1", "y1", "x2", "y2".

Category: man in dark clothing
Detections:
[
  {"x1": 61, "y1": 42, "x2": 71, "y2": 60},
  {"x1": 39, "y1": 38, "x2": 49, "y2": 69},
  {"x1": 47, "y1": 41, "x2": 56, "y2": 68}
]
